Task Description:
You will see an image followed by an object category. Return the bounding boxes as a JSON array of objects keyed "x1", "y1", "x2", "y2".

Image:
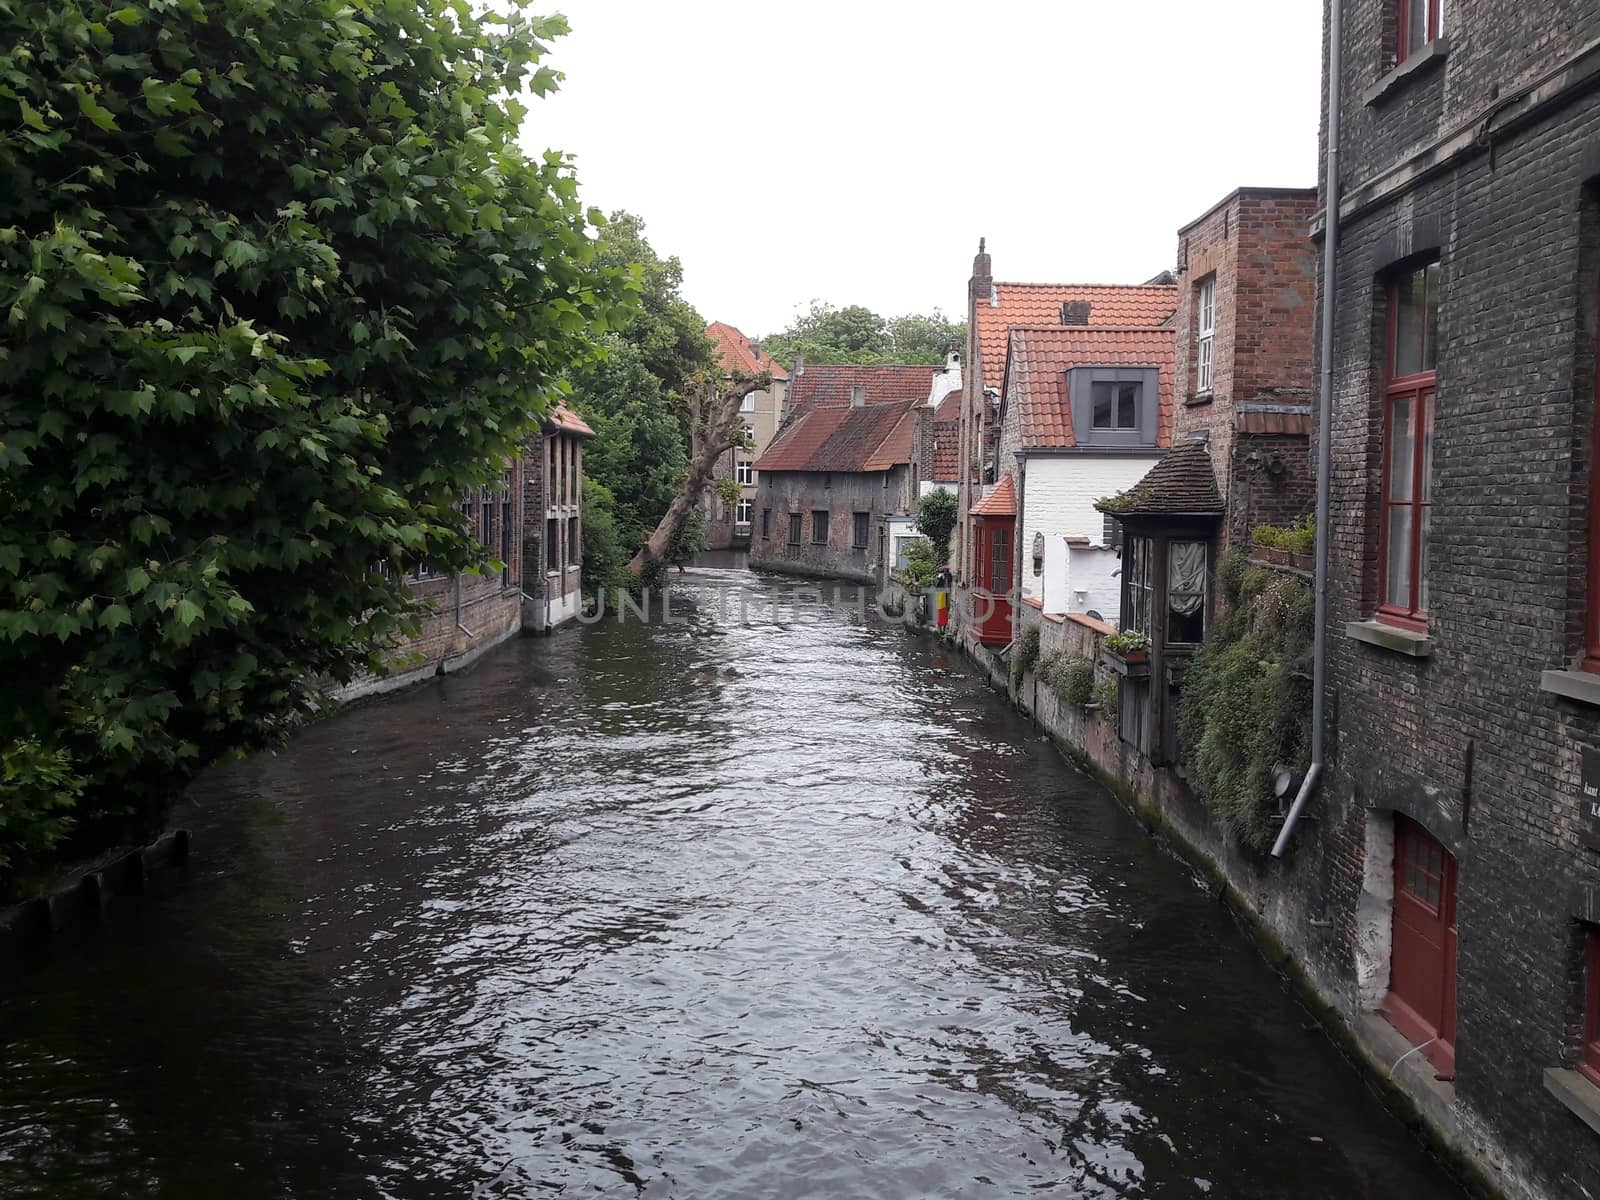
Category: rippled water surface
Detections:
[{"x1": 1, "y1": 563, "x2": 1465, "y2": 1199}]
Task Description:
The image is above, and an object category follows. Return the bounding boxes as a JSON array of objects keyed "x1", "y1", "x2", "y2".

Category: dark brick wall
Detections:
[
  {"x1": 1312, "y1": 6, "x2": 1600, "y2": 1189},
  {"x1": 1228, "y1": 433, "x2": 1315, "y2": 546},
  {"x1": 750, "y1": 467, "x2": 913, "y2": 584},
  {"x1": 521, "y1": 429, "x2": 584, "y2": 613}
]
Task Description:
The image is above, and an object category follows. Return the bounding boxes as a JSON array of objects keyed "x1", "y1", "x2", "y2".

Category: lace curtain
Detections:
[{"x1": 1169, "y1": 541, "x2": 1207, "y2": 616}]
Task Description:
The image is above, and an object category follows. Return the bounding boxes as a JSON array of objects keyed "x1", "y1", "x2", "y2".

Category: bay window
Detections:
[{"x1": 1378, "y1": 261, "x2": 1438, "y2": 631}]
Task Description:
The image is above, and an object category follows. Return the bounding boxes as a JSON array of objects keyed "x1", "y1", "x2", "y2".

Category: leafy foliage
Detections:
[
  {"x1": 1250, "y1": 515, "x2": 1315, "y2": 555},
  {"x1": 897, "y1": 537, "x2": 934, "y2": 586},
  {"x1": 0, "y1": 0, "x2": 630, "y2": 884},
  {"x1": 1105, "y1": 629, "x2": 1151, "y2": 655},
  {"x1": 760, "y1": 301, "x2": 964, "y2": 367},
  {"x1": 1036, "y1": 650, "x2": 1094, "y2": 707},
  {"x1": 1092, "y1": 675, "x2": 1118, "y2": 716},
  {"x1": 1009, "y1": 626, "x2": 1041, "y2": 690},
  {"x1": 1178, "y1": 550, "x2": 1315, "y2": 850},
  {"x1": 913, "y1": 488, "x2": 957, "y2": 568}
]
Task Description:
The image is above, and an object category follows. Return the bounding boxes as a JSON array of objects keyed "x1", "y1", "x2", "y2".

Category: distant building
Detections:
[
  {"x1": 750, "y1": 363, "x2": 935, "y2": 584},
  {"x1": 522, "y1": 405, "x2": 594, "y2": 631},
  {"x1": 703, "y1": 321, "x2": 788, "y2": 549}
]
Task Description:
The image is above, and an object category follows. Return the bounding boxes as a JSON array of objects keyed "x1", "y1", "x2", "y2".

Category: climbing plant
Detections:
[
  {"x1": 1177, "y1": 551, "x2": 1315, "y2": 850},
  {"x1": 0, "y1": 0, "x2": 632, "y2": 884},
  {"x1": 1010, "y1": 626, "x2": 1041, "y2": 690}
]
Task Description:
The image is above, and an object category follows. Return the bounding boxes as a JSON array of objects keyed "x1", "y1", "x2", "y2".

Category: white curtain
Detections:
[{"x1": 1169, "y1": 541, "x2": 1207, "y2": 616}]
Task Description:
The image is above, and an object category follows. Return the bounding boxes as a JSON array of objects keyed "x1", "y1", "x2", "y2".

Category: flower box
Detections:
[{"x1": 1101, "y1": 646, "x2": 1151, "y2": 679}]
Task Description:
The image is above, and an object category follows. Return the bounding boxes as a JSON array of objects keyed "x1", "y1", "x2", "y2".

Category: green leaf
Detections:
[
  {"x1": 74, "y1": 88, "x2": 119, "y2": 132},
  {"x1": 99, "y1": 604, "x2": 132, "y2": 629},
  {"x1": 174, "y1": 598, "x2": 203, "y2": 627},
  {"x1": 17, "y1": 98, "x2": 47, "y2": 132},
  {"x1": 108, "y1": 6, "x2": 142, "y2": 25}
]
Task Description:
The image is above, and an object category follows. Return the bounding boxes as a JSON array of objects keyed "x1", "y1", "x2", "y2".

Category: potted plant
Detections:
[
  {"x1": 1103, "y1": 628, "x2": 1152, "y2": 677},
  {"x1": 1250, "y1": 524, "x2": 1290, "y2": 566},
  {"x1": 1285, "y1": 515, "x2": 1316, "y2": 572}
]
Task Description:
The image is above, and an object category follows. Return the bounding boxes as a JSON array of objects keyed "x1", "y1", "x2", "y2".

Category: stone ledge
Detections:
[
  {"x1": 1346, "y1": 619, "x2": 1434, "y2": 658},
  {"x1": 1541, "y1": 668, "x2": 1600, "y2": 708},
  {"x1": 1362, "y1": 37, "x2": 1450, "y2": 107},
  {"x1": 1545, "y1": 1068, "x2": 1600, "y2": 1138}
]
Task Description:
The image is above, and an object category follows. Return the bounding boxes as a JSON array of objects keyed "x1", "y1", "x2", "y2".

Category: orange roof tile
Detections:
[
  {"x1": 546, "y1": 404, "x2": 595, "y2": 438},
  {"x1": 706, "y1": 320, "x2": 789, "y2": 381},
  {"x1": 933, "y1": 389, "x2": 961, "y2": 422},
  {"x1": 971, "y1": 473, "x2": 1017, "y2": 516},
  {"x1": 974, "y1": 282, "x2": 1177, "y2": 388},
  {"x1": 753, "y1": 394, "x2": 922, "y2": 474},
  {"x1": 786, "y1": 362, "x2": 935, "y2": 410},
  {"x1": 931, "y1": 418, "x2": 960, "y2": 480},
  {"x1": 1002, "y1": 326, "x2": 1176, "y2": 450}
]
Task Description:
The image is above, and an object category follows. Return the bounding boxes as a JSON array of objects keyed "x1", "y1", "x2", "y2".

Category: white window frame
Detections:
[
  {"x1": 740, "y1": 391, "x2": 756, "y2": 411},
  {"x1": 1196, "y1": 276, "x2": 1215, "y2": 394},
  {"x1": 735, "y1": 498, "x2": 753, "y2": 526},
  {"x1": 736, "y1": 459, "x2": 754, "y2": 486}
]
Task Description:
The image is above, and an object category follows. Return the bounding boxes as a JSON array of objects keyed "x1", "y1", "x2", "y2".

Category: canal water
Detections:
[{"x1": 0, "y1": 563, "x2": 1466, "y2": 1199}]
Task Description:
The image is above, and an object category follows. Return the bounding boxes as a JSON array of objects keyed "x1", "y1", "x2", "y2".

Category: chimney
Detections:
[
  {"x1": 1061, "y1": 300, "x2": 1091, "y2": 326},
  {"x1": 851, "y1": 384, "x2": 866, "y2": 408},
  {"x1": 970, "y1": 236, "x2": 992, "y2": 310},
  {"x1": 793, "y1": 350, "x2": 805, "y2": 377}
]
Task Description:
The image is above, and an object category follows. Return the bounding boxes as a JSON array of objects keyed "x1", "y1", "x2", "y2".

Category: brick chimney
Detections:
[{"x1": 970, "y1": 237, "x2": 993, "y2": 308}]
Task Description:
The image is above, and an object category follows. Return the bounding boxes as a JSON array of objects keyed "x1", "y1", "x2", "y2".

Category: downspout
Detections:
[{"x1": 1273, "y1": 0, "x2": 1340, "y2": 858}]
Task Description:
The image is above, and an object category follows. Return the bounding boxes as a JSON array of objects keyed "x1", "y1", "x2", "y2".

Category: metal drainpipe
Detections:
[{"x1": 1273, "y1": 0, "x2": 1341, "y2": 859}]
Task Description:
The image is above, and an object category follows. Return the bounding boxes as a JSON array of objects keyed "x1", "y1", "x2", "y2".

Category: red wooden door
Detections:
[{"x1": 1385, "y1": 816, "x2": 1457, "y2": 1076}]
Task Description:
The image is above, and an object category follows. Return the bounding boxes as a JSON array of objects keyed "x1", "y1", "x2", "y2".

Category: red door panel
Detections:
[{"x1": 1385, "y1": 817, "x2": 1457, "y2": 1076}]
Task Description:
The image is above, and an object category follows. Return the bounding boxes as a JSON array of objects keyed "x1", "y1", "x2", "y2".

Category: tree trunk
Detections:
[{"x1": 625, "y1": 374, "x2": 767, "y2": 577}]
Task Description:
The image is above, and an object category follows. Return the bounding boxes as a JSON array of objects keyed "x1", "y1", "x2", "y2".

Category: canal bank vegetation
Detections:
[
  {"x1": 0, "y1": 1, "x2": 633, "y2": 895},
  {"x1": 1177, "y1": 550, "x2": 1315, "y2": 851}
]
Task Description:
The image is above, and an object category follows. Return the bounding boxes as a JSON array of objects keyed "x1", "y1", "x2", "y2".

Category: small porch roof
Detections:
[
  {"x1": 1094, "y1": 439, "x2": 1222, "y2": 519},
  {"x1": 970, "y1": 473, "x2": 1017, "y2": 517}
]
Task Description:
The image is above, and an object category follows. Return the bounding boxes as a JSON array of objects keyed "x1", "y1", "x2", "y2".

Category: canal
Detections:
[{"x1": 0, "y1": 563, "x2": 1466, "y2": 1199}]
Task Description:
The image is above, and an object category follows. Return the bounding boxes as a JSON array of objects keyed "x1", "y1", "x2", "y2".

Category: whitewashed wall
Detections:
[{"x1": 1020, "y1": 452, "x2": 1159, "y2": 610}]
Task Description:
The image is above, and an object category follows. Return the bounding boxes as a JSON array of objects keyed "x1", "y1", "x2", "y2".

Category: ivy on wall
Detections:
[{"x1": 1177, "y1": 551, "x2": 1314, "y2": 850}]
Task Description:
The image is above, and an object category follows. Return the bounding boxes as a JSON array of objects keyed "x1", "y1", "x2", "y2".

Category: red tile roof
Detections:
[
  {"x1": 785, "y1": 362, "x2": 935, "y2": 410},
  {"x1": 974, "y1": 283, "x2": 1177, "y2": 387},
  {"x1": 753, "y1": 394, "x2": 923, "y2": 473},
  {"x1": 1003, "y1": 326, "x2": 1176, "y2": 450},
  {"x1": 546, "y1": 404, "x2": 595, "y2": 438},
  {"x1": 971, "y1": 473, "x2": 1017, "y2": 516},
  {"x1": 933, "y1": 389, "x2": 961, "y2": 422},
  {"x1": 931, "y1": 418, "x2": 960, "y2": 480},
  {"x1": 706, "y1": 320, "x2": 789, "y2": 381}
]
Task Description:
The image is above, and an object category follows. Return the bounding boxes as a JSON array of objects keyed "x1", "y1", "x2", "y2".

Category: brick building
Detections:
[
  {"x1": 521, "y1": 405, "x2": 593, "y2": 630},
  {"x1": 703, "y1": 321, "x2": 788, "y2": 549},
  {"x1": 749, "y1": 363, "x2": 935, "y2": 583},
  {"x1": 1288, "y1": 1, "x2": 1600, "y2": 1193}
]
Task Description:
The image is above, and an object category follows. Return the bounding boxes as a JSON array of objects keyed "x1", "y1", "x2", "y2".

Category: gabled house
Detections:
[
  {"x1": 955, "y1": 245, "x2": 1178, "y2": 597},
  {"x1": 703, "y1": 320, "x2": 789, "y2": 548},
  {"x1": 992, "y1": 324, "x2": 1176, "y2": 631},
  {"x1": 749, "y1": 363, "x2": 935, "y2": 583},
  {"x1": 521, "y1": 404, "x2": 595, "y2": 631}
]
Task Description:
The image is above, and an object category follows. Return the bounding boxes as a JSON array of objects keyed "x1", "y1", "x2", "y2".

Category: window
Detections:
[
  {"x1": 742, "y1": 422, "x2": 754, "y2": 444},
  {"x1": 852, "y1": 511, "x2": 870, "y2": 548},
  {"x1": 500, "y1": 472, "x2": 514, "y2": 586},
  {"x1": 989, "y1": 525, "x2": 1012, "y2": 592},
  {"x1": 811, "y1": 510, "x2": 829, "y2": 544},
  {"x1": 761, "y1": 508, "x2": 771, "y2": 539},
  {"x1": 567, "y1": 517, "x2": 579, "y2": 566},
  {"x1": 1196, "y1": 276, "x2": 1215, "y2": 394},
  {"x1": 788, "y1": 512, "x2": 803, "y2": 545},
  {"x1": 1092, "y1": 381, "x2": 1140, "y2": 430},
  {"x1": 1378, "y1": 261, "x2": 1439, "y2": 630},
  {"x1": 736, "y1": 499, "x2": 753, "y2": 526},
  {"x1": 1583, "y1": 931, "x2": 1600, "y2": 1088},
  {"x1": 546, "y1": 517, "x2": 559, "y2": 572},
  {"x1": 736, "y1": 460, "x2": 754, "y2": 486},
  {"x1": 1168, "y1": 540, "x2": 1207, "y2": 644},
  {"x1": 741, "y1": 391, "x2": 756, "y2": 412},
  {"x1": 1124, "y1": 536, "x2": 1153, "y2": 635},
  {"x1": 1398, "y1": 0, "x2": 1445, "y2": 63}
]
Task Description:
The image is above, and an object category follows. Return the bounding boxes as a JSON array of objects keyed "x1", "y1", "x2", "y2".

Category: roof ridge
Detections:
[
  {"x1": 1009, "y1": 324, "x2": 1177, "y2": 333},
  {"x1": 993, "y1": 281, "x2": 1179, "y2": 291}
]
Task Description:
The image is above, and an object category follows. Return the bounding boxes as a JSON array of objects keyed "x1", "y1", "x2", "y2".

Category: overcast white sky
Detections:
[{"x1": 523, "y1": 1, "x2": 1322, "y2": 338}]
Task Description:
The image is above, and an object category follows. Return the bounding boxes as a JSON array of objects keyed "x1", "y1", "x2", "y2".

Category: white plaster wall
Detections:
[
  {"x1": 1019, "y1": 453, "x2": 1160, "y2": 605},
  {"x1": 917, "y1": 480, "x2": 955, "y2": 500}
]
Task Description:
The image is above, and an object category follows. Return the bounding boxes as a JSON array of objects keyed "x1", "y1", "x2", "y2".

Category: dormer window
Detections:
[{"x1": 1069, "y1": 366, "x2": 1160, "y2": 447}]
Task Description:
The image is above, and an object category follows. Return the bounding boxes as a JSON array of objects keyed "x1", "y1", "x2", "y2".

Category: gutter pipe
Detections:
[{"x1": 1273, "y1": 0, "x2": 1340, "y2": 858}]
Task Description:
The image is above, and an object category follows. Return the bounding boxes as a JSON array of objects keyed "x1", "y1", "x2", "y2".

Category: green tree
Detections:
[
  {"x1": 761, "y1": 302, "x2": 963, "y2": 366},
  {"x1": 0, "y1": 0, "x2": 630, "y2": 882},
  {"x1": 914, "y1": 488, "x2": 958, "y2": 568}
]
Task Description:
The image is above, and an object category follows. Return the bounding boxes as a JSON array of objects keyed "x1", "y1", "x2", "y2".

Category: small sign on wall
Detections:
[{"x1": 1582, "y1": 747, "x2": 1600, "y2": 852}]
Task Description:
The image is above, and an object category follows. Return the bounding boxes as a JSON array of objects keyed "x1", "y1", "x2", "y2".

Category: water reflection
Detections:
[{"x1": 0, "y1": 564, "x2": 1461, "y2": 1199}]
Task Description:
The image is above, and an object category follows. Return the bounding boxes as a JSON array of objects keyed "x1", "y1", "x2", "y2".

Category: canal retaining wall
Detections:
[{"x1": 902, "y1": 591, "x2": 1518, "y2": 1199}]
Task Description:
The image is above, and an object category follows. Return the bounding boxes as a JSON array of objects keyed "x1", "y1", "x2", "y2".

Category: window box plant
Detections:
[{"x1": 1102, "y1": 629, "x2": 1152, "y2": 677}]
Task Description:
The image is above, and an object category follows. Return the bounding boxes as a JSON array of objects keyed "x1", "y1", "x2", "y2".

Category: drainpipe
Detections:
[{"x1": 1273, "y1": 0, "x2": 1340, "y2": 859}]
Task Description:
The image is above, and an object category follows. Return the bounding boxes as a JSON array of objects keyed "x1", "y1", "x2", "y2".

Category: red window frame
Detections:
[
  {"x1": 1376, "y1": 264, "x2": 1438, "y2": 632},
  {"x1": 1584, "y1": 930, "x2": 1600, "y2": 1087},
  {"x1": 1397, "y1": 0, "x2": 1442, "y2": 64}
]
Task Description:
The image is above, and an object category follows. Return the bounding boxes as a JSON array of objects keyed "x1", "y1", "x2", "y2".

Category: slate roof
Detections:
[
  {"x1": 706, "y1": 320, "x2": 788, "y2": 380},
  {"x1": 785, "y1": 363, "x2": 935, "y2": 410},
  {"x1": 753, "y1": 394, "x2": 922, "y2": 473},
  {"x1": 546, "y1": 404, "x2": 595, "y2": 438},
  {"x1": 1094, "y1": 439, "x2": 1223, "y2": 518},
  {"x1": 1002, "y1": 326, "x2": 1176, "y2": 450},
  {"x1": 971, "y1": 473, "x2": 1018, "y2": 517},
  {"x1": 1236, "y1": 408, "x2": 1313, "y2": 436},
  {"x1": 975, "y1": 283, "x2": 1177, "y2": 385}
]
